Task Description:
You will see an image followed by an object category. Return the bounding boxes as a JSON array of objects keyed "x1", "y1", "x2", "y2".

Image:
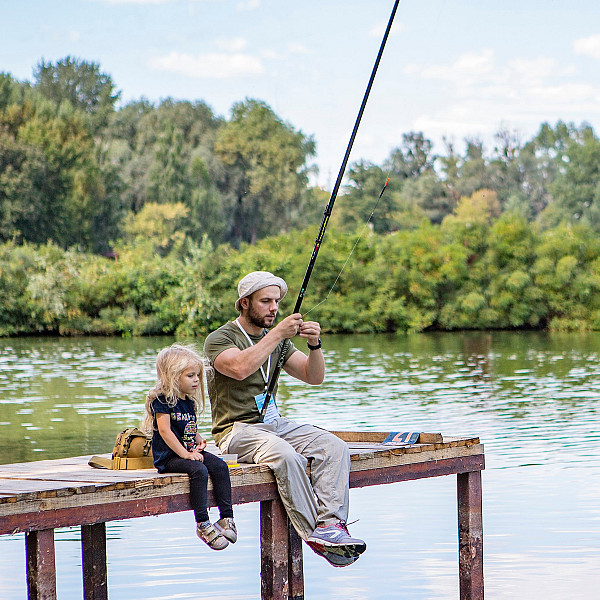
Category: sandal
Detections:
[
  {"x1": 196, "y1": 522, "x2": 229, "y2": 550},
  {"x1": 214, "y1": 517, "x2": 238, "y2": 543}
]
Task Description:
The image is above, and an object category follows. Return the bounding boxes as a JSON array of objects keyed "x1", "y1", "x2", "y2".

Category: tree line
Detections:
[
  {"x1": 1, "y1": 57, "x2": 600, "y2": 336},
  {"x1": 3, "y1": 201, "x2": 600, "y2": 336}
]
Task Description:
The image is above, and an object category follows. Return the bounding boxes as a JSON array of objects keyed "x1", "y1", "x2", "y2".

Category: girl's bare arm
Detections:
[{"x1": 156, "y1": 413, "x2": 203, "y2": 461}]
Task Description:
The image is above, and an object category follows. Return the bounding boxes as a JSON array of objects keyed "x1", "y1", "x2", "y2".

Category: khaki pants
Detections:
[{"x1": 220, "y1": 417, "x2": 350, "y2": 540}]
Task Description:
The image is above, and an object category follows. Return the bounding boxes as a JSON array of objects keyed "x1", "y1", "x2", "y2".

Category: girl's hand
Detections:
[
  {"x1": 187, "y1": 447, "x2": 204, "y2": 461},
  {"x1": 195, "y1": 437, "x2": 207, "y2": 451}
]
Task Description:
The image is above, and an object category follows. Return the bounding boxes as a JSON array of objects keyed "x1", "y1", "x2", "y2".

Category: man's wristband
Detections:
[{"x1": 307, "y1": 338, "x2": 322, "y2": 351}]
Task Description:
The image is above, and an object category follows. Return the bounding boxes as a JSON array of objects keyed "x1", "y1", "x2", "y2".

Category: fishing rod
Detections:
[{"x1": 260, "y1": 0, "x2": 401, "y2": 421}]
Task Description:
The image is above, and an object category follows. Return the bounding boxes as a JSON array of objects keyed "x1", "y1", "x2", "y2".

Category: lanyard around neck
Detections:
[{"x1": 235, "y1": 319, "x2": 270, "y2": 388}]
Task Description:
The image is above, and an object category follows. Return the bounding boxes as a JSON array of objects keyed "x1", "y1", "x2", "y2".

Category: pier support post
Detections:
[
  {"x1": 26, "y1": 529, "x2": 57, "y2": 600},
  {"x1": 260, "y1": 497, "x2": 304, "y2": 600},
  {"x1": 82, "y1": 523, "x2": 108, "y2": 600},
  {"x1": 457, "y1": 470, "x2": 484, "y2": 600},
  {"x1": 287, "y1": 518, "x2": 304, "y2": 600}
]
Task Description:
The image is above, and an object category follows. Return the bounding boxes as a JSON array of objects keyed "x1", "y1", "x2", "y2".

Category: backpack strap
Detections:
[
  {"x1": 88, "y1": 455, "x2": 113, "y2": 469},
  {"x1": 112, "y1": 455, "x2": 155, "y2": 469},
  {"x1": 88, "y1": 454, "x2": 155, "y2": 469}
]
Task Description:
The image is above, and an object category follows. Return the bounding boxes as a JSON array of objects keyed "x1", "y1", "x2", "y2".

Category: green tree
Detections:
[
  {"x1": 400, "y1": 171, "x2": 453, "y2": 225},
  {"x1": 214, "y1": 99, "x2": 315, "y2": 246},
  {"x1": 0, "y1": 130, "x2": 48, "y2": 242},
  {"x1": 121, "y1": 202, "x2": 189, "y2": 256},
  {"x1": 386, "y1": 131, "x2": 435, "y2": 179},
  {"x1": 545, "y1": 125, "x2": 600, "y2": 228},
  {"x1": 533, "y1": 223, "x2": 600, "y2": 329},
  {"x1": 336, "y1": 161, "x2": 401, "y2": 234},
  {"x1": 17, "y1": 102, "x2": 111, "y2": 250},
  {"x1": 441, "y1": 189, "x2": 501, "y2": 256},
  {"x1": 33, "y1": 57, "x2": 120, "y2": 132},
  {"x1": 453, "y1": 139, "x2": 493, "y2": 199}
]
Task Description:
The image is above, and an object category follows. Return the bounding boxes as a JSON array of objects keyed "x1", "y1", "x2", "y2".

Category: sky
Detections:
[{"x1": 3, "y1": 0, "x2": 600, "y2": 188}]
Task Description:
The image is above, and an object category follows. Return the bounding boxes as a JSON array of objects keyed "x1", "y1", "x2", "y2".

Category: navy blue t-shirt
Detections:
[{"x1": 151, "y1": 394, "x2": 198, "y2": 473}]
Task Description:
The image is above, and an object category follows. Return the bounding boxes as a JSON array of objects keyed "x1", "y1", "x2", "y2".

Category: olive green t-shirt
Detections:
[{"x1": 204, "y1": 321, "x2": 297, "y2": 444}]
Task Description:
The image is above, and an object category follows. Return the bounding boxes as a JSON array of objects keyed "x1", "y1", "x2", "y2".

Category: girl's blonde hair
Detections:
[{"x1": 141, "y1": 343, "x2": 209, "y2": 433}]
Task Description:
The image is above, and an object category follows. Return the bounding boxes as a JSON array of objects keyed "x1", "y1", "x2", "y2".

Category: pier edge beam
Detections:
[
  {"x1": 457, "y1": 470, "x2": 484, "y2": 600},
  {"x1": 81, "y1": 522, "x2": 108, "y2": 600},
  {"x1": 26, "y1": 528, "x2": 57, "y2": 600},
  {"x1": 260, "y1": 498, "x2": 304, "y2": 600}
]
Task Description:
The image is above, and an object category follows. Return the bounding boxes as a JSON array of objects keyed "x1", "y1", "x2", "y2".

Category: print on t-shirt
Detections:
[{"x1": 182, "y1": 419, "x2": 197, "y2": 450}]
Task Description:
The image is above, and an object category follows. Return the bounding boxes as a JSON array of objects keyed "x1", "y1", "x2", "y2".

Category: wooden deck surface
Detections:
[{"x1": 0, "y1": 432, "x2": 483, "y2": 536}]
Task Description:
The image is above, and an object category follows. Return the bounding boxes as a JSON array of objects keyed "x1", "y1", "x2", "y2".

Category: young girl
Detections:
[{"x1": 142, "y1": 343, "x2": 237, "y2": 550}]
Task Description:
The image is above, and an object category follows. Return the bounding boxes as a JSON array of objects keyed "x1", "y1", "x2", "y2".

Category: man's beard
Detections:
[{"x1": 247, "y1": 303, "x2": 275, "y2": 330}]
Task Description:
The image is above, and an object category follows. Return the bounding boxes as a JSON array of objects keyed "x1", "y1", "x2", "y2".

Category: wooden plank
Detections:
[
  {"x1": 81, "y1": 523, "x2": 108, "y2": 600},
  {"x1": 331, "y1": 430, "x2": 446, "y2": 444},
  {"x1": 0, "y1": 479, "x2": 92, "y2": 494},
  {"x1": 349, "y1": 444, "x2": 485, "y2": 472},
  {"x1": 350, "y1": 454, "x2": 486, "y2": 489},
  {"x1": 0, "y1": 481, "x2": 281, "y2": 536},
  {"x1": 26, "y1": 529, "x2": 57, "y2": 600},
  {"x1": 0, "y1": 467, "x2": 275, "y2": 512},
  {"x1": 0, "y1": 457, "x2": 93, "y2": 476},
  {"x1": 458, "y1": 471, "x2": 484, "y2": 600}
]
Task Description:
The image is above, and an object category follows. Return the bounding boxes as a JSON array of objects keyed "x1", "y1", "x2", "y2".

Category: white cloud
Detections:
[
  {"x1": 236, "y1": 0, "x2": 260, "y2": 10},
  {"x1": 287, "y1": 43, "x2": 310, "y2": 55},
  {"x1": 260, "y1": 49, "x2": 283, "y2": 60},
  {"x1": 99, "y1": 0, "x2": 178, "y2": 4},
  {"x1": 574, "y1": 34, "x2": 600, "y2": 59},
  {"x1": 216, "y1": 37, "x2": 247, "y2": 52},
  {"x1": 507, "y1": 57, "x2": 556, "y2": 82},
  {"x1": 149, "y1": 51, "x2": 264, "y2": 78},
  {"x1": 368, "y1": 20, "x2": 404, "y2": 38},
  {"x1": 418, "y1": 49, "x2": 495, "y2": 83},
  {"x1": 402, "y1": 49, "x2": 600, "y2": 148},
  {"x1": 99, "y1": 0, "x2": 221, "y2": 4}
]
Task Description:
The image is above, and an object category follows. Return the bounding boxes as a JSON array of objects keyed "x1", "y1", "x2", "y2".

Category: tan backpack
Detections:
[{"x1": 89, "y1": 427, "x2": 154, "y2": 470}]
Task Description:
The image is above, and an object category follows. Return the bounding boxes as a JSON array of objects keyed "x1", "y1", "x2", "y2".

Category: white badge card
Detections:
[{"x1": 255, "y1": 392, "x2": 281, "y2": 424}]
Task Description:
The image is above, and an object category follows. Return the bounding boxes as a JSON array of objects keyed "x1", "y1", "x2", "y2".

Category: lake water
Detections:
[{"x1": 0, "y1": 332, "x2": 599, "y2": 599}]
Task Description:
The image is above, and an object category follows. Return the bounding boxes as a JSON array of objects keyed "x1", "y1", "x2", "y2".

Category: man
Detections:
[{"x1": 204, "y1": 271, "x2": 366, "y2": 567}]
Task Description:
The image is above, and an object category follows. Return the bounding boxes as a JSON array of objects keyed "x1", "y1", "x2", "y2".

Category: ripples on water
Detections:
[{"x1": 0, "y1": 332, "x2": 599, "y2": 599}]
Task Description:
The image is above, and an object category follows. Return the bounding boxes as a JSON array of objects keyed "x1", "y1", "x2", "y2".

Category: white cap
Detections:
[{"x1": 235, "y1": 271, "x2": 288, "y2": 312}]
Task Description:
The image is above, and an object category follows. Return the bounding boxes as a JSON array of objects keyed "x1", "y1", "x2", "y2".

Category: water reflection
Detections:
[{"x1": 1, "y1": 332, "x2": 599, "y2": 598}]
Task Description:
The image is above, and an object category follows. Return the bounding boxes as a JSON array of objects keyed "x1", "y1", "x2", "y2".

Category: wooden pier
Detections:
[{"x1": 0, "y1": 432, "x2": 484, "y2": 600}]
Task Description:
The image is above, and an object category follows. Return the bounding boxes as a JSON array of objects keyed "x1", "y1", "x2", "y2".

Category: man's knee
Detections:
[
  {"x1": 318, "y1": 432, "x2": 350, "y2": 462},
  {"x1": 266, "y1": 441, "x2": 308, "y2": 476}
]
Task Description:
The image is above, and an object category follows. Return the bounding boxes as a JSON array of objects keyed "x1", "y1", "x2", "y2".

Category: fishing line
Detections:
[
  {"x1": 303, "y1": 173, "x2": 392, "y2": 317},
  {"x1": 259, "y1": 0, "x2": 401, "y2": 421}
]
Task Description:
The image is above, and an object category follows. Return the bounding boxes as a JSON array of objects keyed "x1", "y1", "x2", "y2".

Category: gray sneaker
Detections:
[
  {"x1": 214, "y1": 517, "x2": 237, "y2": 543},
  {"x1": 307, "y1": 541, "x2": 360, "y2": 568},
  {"x1": 196, "y1": 522, "x2": 229, "y2": 550},
  {"x1": 307, "y1": 521, "x2": 366, "y2": 556}
]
